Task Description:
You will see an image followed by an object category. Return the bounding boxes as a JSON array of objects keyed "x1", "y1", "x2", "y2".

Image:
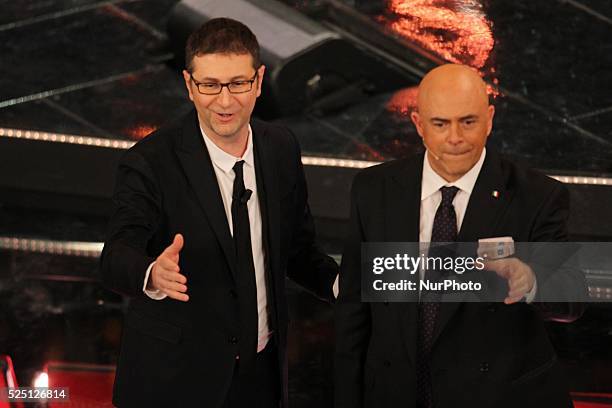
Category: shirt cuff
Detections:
[
  {"x1": 524, "y1": 277, "x2": 537, "y2": 304},
  {"x1": 333, "y1": 274, "x2": 339, "y2": 299},
  {"x1": 143, "y1": 261, "x2": 167, "y2": 300}
]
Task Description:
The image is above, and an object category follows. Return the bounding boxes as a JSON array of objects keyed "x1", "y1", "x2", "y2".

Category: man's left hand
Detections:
[{"x1": 484, "y1": 257, "x2": 535, "y2": 304}]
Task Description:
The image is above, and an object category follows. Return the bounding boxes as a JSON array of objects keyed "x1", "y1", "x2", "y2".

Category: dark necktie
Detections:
[
  {"x1": 417, "y1": 186, "x2": 459, "y2": 408},
  {"x1": 231, "y1": 160, "x2": 258, "y2": 374}
]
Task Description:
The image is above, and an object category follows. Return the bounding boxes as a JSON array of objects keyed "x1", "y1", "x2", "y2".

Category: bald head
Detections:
[
  {"x1": 417, "y1": 64, "x2": 489, "y2": 114},
  {"x1": 411, "y1": 64, "x2": 495, "y2": 182}
]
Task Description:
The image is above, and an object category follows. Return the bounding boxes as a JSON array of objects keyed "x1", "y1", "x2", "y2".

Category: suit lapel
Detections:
[
  {"x1": 175, "y1": 110, "x2": 238, "y2": 282},
  {"x1": 457, "y1": 150, "x2": 512, "y2": 242},
  {"x1": 252, "y1": 120, "x2": 280, "y2": 289},
  {"x1": 385, "y1": 156, "x2": 422, "y2": 365},
  {"x1": 252, "y1": 121, "x2": 284, "y2": 334},
  {"x1": 385, "y1": 158, "x2": 421, "y2": 244},
  {"x1": 432, "y1": 150, "x2": 514, "y2": 346}
]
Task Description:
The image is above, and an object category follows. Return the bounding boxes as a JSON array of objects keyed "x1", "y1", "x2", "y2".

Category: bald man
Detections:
[{"x1": 334, "y1": 64, "x2": 583, "y2": 408}]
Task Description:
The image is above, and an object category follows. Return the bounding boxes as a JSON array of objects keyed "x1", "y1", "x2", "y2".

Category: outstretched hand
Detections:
[{"x1": 149, "y1": 234, "x2": 189, "y2": 301}]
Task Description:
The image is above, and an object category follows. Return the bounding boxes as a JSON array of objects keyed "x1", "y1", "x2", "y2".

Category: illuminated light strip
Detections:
[
  {"x1": 1, "y1": 128, "x2": 611, "y2": 186},
  {"x1": 301, "y1": 156, "x2": 379, "y2": 169},
  {"x1": 589, "y1": 286, "x2": 612, "y2": 293},
  {"x1": 0, "y1": 128, "x2": 135, "y2": 149},
  {"x1": 0, "y1": 237, "x2": 103, "y2": 258},
  {"x1": 588, "y1": 286, "x2": 612, "y2": 300},
  {"x1": 549, "y1": 175, "x2": 612, "y2": 186}
]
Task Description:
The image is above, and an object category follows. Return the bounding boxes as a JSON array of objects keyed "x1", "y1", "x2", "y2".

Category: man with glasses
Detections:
[{"x1": 101, "y1": 17, "x2": 338, "y2": 407}]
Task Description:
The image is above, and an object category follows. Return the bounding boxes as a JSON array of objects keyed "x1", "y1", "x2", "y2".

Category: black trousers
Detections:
[{"x1": 223, "y1": 343, "x2": 280, "y2": 408}]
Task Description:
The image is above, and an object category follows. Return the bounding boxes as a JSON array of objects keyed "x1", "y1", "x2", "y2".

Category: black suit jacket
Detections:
[
  {"x1": 101, "y1": 110, "x2": 337, "y2": 407},
  {"x1": 335, "y1": 150, "x2": 584, "y2": 408}
]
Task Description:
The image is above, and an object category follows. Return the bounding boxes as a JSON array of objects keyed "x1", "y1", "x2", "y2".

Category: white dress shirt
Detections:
[
  {"x1": 419, "y1": 149, "x2": 486, "y2": 243},
  {"x1": 143, "y1": 125, "x2": 271, "y2": 352},
  {"x1": 419, "y1": 148, "x2": 536, "y2": 302}
]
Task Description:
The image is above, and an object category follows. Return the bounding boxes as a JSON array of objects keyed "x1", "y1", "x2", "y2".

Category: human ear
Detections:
[{"x1": 182, "y1": 70, "x2": 194, "y2": 101}]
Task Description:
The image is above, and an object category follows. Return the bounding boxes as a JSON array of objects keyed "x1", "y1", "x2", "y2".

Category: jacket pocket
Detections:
[{"x1": 125, "y1": 310, "x2": 182, "y2": 344}]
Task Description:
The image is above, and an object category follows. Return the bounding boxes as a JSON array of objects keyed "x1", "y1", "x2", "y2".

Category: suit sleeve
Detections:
[
  {"x1": 334, "y1": 175, "x2": 371, "y2": 408},
  {"x1": 100, "y1": 149, "x2": 161, "y2": 297},
  {"x1": 285, "y1": 130, "x2": 338, "y2": 302},
  {"x1": 529, "y1": 182, "x2": 587, "y2": 321}
]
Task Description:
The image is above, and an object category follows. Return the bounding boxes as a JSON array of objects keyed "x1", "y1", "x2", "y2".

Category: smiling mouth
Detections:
[{"x1": 215, "y1": 112, "x2": 234, "y2": 121}]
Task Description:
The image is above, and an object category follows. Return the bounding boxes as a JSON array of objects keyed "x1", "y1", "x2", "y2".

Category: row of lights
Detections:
[
  {"x1": 0, "y1": 237, "x2": 103, "y2": 258},
  {"x1": 550, "y1": 175, "x2": 612, "y2": 186},
  {"x1": 302, "y1": 156, "x2": 379, "y2": 169},
  {"x1": 0, "y1": 128, "x2": 134, "y2": 149},
  {"x1": 589, "y1": 286, "x2": 612, "y2": 300},
  {"x1": 1, "y1": 127, "x2": 611, "y2": 185}
]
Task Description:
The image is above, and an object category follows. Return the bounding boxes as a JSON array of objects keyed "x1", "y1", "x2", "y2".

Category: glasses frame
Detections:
[{"x1": 189, "y1": 71, "x2": 259, "y2": 95}]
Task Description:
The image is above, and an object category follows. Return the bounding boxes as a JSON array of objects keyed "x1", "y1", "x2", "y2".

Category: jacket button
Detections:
[
  {"x1": 383, "y1": 360, "x2": 391, "y2": 367},
  {"x1": 229, "y1": 336, "x2": 238, "y2": 344},
  {"x1": 229, "y1": 290, "x2": 238, "y2": 299},
  {"x1": 480, "y1": 362, "x2": 489, "y2": 372}
]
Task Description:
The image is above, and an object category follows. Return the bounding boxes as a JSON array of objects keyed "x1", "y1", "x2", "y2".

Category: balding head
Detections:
[
  {"x1": 418, "y1": 64, "x2": 489, "y2": 112},
  {"x1": 411, "y1": 64, "x2": 495, "y2": 182}
]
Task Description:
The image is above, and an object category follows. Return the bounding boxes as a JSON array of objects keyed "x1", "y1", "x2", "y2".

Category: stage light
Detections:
[{"x1": 32, "y1": 372, "x2": 49, "y2": 388}]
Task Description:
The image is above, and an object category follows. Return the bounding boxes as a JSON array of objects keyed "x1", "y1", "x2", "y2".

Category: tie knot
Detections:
[
  {"x1": 233, "y1": 160, "x2": 245, "y2": 175},
  {"x1": 440, "y1": 186, "x2": 459, "y2": 205}
]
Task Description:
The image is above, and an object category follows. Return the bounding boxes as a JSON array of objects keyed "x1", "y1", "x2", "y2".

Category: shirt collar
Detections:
[
  {"x1": 421, "y1": 147, "x2": 486, "y2": 201},
  {"x1": 200, "y1": 125, "x2": 254, "y2": 174}
]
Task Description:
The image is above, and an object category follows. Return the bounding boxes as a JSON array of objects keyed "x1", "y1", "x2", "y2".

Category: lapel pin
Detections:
[{"x1": 492, "y1": 190, "x2": 500, "y2": 199}]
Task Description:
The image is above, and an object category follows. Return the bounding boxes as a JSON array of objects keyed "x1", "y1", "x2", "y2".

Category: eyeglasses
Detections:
[{"x1": 190, "y1": 71, "x2": 259, "y2": 95}]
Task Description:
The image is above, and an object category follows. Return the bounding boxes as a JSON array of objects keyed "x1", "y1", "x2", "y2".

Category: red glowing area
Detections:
[
  {"x1": 382, "y1": 1, "x2": 499, "y2": 116},
  {"x1": 352, "y1": 141, "x2": 386, "y2": 161},
  {"x1": 46, "y1": 361, "x2": 115, "y2": 408},
  {"x1": 125, "y1": 125, "x2": 157, "y2": 140},
  {"x1": 572, "y1": 392, "x2": 612, "y2": 408},
  {"x1": 383, "y1": 0, "x2": 494, "y2": 69},
  {"x1": 386, "y1": 86, "x2": 419, "y2": 116}
]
